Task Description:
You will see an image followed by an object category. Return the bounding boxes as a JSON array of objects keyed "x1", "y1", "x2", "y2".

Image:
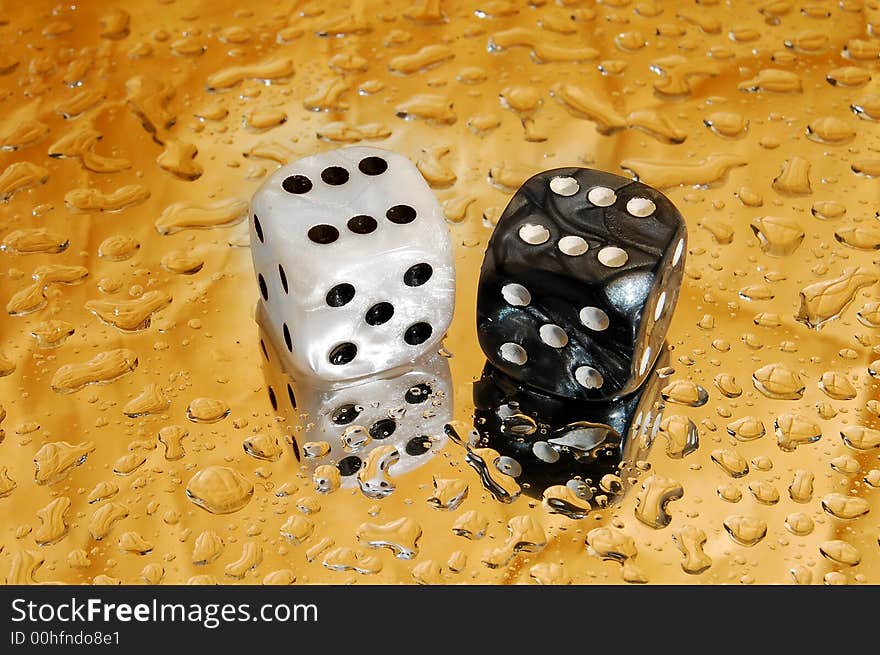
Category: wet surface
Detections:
[{"x1": 0, "y1": 0, "x2": 879, "y2": 585}]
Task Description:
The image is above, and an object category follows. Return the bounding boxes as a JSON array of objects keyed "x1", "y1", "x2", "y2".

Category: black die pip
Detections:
[{"x1": 477, "y1": 167, "x2": 687, "y2": 402}]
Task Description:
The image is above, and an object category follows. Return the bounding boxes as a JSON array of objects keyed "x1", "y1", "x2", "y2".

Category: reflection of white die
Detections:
[
  {"x1": 249, "y1": 146, "x2": 455, "y2": 388},
  {"x1": 258, "y1": 323, "x2": 452, "y2": 491}
]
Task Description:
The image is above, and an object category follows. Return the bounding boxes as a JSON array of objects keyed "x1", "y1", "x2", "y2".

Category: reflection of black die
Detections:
[
  {"x1": 472, "y1": 348, "x2": 669, "y2": 505},
  {"x1": 477, "y1": 167, "x2": 687, "y2": 402}
]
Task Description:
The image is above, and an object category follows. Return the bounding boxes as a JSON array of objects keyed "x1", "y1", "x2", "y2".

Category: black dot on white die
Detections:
[
  {"x1": 369, "y1": 418, "x2": 396, "y2": 440},
  {"x1": 405, "y1": 436, "x2": 432, "y2": 456},
  {"x1": 278, "y1": 265, "x2": 288, "y2": 294},
  {"x1": 358, "y1": 156, "x2": 388, "y2": 176},
  {"x1": 405, "y1": 383, "x2": 432, "y2": 404},
  {"x1": 347, "y1": 215, "x2": 377, "y2": 234},
  {"x1": 403, "y1": 263, "x2": 433, "y2": 287},
  {"x1": 283, "y1": 323, "x2": 292, "y2": 352},
  {"x1": 259, "y1": 339, "x2": 269, "y2": 361},
  {"x1": 321, "y1": 166, "x2": 349, "y2": 185},
  {"x1": 282, "y1": 174, "x2": 312, "y2": 194},
  {"x1": 337, "y1": 455, "x2": 363, "y2": 476},
  {"x1": 308, "y1": 224, "x2": 339, "y2": 244},
  {"x1": 386, "y1": 204, "x2": 417, "y2": 224},
  {"x1": 258, "y1": 274, "x2": 268, "y2": 301},
  {"x1": 267, "y1": 386, "x2": 278, "y2": 412},
  {"x1": 253, "y1": 215, "x2": 264, "y2": 243},
  {"x1": 365, "y1": 302, "x2": 394, "y2": 326},
  {"x1": 331, "y1": 403, "x2": 361, "y2": 424},
  {"x1": 404, "y1": 322, "x2": 433, "y2": 346},
  {"x1": 329, "y1": 342, "x2": 357, "y2": 365},
  {"x1": 326, "y1": 283, "x2": 355, "y2": 307},
  {"x1": 286, "y1": 383, "x2": 297, "y2": 409}
]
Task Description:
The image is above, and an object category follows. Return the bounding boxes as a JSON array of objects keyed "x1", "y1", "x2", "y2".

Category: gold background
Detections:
[{"x1": 1, "y1": 0, "x2": 878, "y2": 585}]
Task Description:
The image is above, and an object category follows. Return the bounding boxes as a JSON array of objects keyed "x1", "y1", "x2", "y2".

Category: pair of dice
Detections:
[
  {"x1": 250, "y1": 146, "x2": 686, "y2": 400},
  {"x1": 249, "y1": 146, "x2": 686, "y2": 488}
]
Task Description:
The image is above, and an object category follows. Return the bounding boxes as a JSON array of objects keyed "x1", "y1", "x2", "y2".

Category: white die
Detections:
[{"x1": 250, "y1": 146, "x2": 455, "y2": 386}]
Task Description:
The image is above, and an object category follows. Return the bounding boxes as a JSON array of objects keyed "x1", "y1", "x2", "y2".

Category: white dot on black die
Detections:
[
  {"x1": 501, "y1": 283, "x2": 531, "y2": 306},
  {"x1": 575, "y1": 366, "x2": 604, "y2": 389},
  {"x1": 587, "y1": 186, "x2": 616, "y2": 207},
  {"x1": 672, "y1": 238, "x2": 685, "y2": 266},
  {"x1": 639, "y1": 347, "x2": 653, "y2": 375},
  {"x1": 558, "y1": 235, "x2": 588, "y2": 256},
  {"x1": 518, "y1": 223, "x2": 550, "y2": 245},
  {"x1": 654, "y1": 291, "x2": 667, "y2": 320},
  {"x1": 626, "y1": 197, "x2": 656, "y2": 217},
  {"x1": 579, "y1": 306, "x2": 609, "y2": 331},
  {"x1": 598, "y1": 246, "x2": 628, "y2": 268},
  {"x1": 549, "y1": 176, "x2": 579, "y2": 196},
  {"x1": 499, "y1": 342, "x2": 528, "y2": 365},
  {"x1": 539, "y1": 324, "x2": 569, "y2": 348}
]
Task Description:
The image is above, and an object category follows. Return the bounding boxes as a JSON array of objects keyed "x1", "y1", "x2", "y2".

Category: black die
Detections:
[{"x1": 477, "y1": 167, "x2": 687, "y2": 402}]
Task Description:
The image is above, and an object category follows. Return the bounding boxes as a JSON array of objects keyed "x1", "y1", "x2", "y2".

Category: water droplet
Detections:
[
  {"x1": 717, "y1": 483, "x2": 742, "y2": 503},
  {"x1": 464, "y1": 447, "x2": 521, "y2": 503},
  {"x1": 357, "y1": 517, "x2": 422, "y2": 559},
  {"x1": 86, "y1": 291, "x2": 172, "y2": 332},
  {"x1": 661, "y1": 380, "x2": 709, "y2": 407},
  {"x1": 775, "y1": 414, "x2": 821, "y2": 451},
  {"x1": 796, "y1": 267, "x2": 877, "y2": 329},
  {"x1": 785, "y1": 513, "x2": 813, "y2": 536},
  {"x1": 156, "y1": 198, "x2": 248, "y2": 235},
  {"x1": 482, "y1": 515, "x2": 546, "y2": 569},
  {"x1": 243, "y1": 434, "x2": 282, "y2": 462},
  {"x1": 672, "y1": 525, "x2": 712, "y2": 574},
  {"x1": 185, "y1": 466, "x2": 253, "y2": 514},
  {"x1": 34, "y1": 497, "x2": 70, "y2": 545},
  {"x1": 704, "y1": 112, "x2": 748, "y2": 138},
  {"x1": 34, "y1": 441, "x2": 95, "y2": 485},
  {"x1": 452, "y1": 510, "x2": 488, "y2": 540},
  {"x1": 123, "y1": 384, "x2": 170, "y2": 418},
  {"x1": 542, "y1": 485, "x2": 592, "y2": 520},
  {"x1": 357, "y1": 445, "x2": 399, "y2": 499},
  {"x1": 841, "y1": 426, "x2": 880, "y2": 450},
  {"x1": 727, "y1": 416, "x2": 766, "y2": 441},
  {"x1": 586, "y1": 526, "x2": 647, "y2": 584},
  {"x1": 660, "y1": 415, "x2": 699, "y2": 458},
  {"x1": 634, "y1": 475, "x2": 683, "y2": 529},
  {"x1": 752, "y1": 363, "x2": 805, "y2": 400},
  {"x1": 714, "y1": 374, "x2": 742, "y2": 398},
  {"x1": 51, "y1": 349, "x2": 138, "y2": 393},
  {"x1": 427, "y1": 477, "x2": 468, "y2": 511},
  {"x1": 750, "y1": 216, "x2": 804, "y2": 256},
  {"x1": 192, "y1": 531, "x2": 225, "y2": 564},
  {"x1": 819, "y1": 540, "x2": 861, "y2": 567},
  {"x1": 818, "y1": 371, "x2": 856, "y2": 400},
  {"x1": 789, "y1": 470, "x2": 814, "y2": 503},
  {"x1": 723, "y1": 515, "x2": 767, "y2": 546},
  {"x1": 806, "y1": 116, "x2": 855, "y2": 143},
  {"x1": 748, "y1": 480, "x2": 779, "y2": 505},
  {"x1": 821, "y1": 493, "x2": 869, "y2": 519},
  {"x1": 711, "y1": 449, "x2": 749, "y2": 478},
  {"x1": 1, "y1": 228, "x2": 68, "y2": 254},
  {"x1": 186, "y1": 397, "x2": 230, "y2": 423}
]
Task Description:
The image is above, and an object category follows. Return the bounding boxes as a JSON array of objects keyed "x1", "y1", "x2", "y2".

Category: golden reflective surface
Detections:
[{"x1": 1, "y1": 0, "x2": 879, "y2": 585}]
